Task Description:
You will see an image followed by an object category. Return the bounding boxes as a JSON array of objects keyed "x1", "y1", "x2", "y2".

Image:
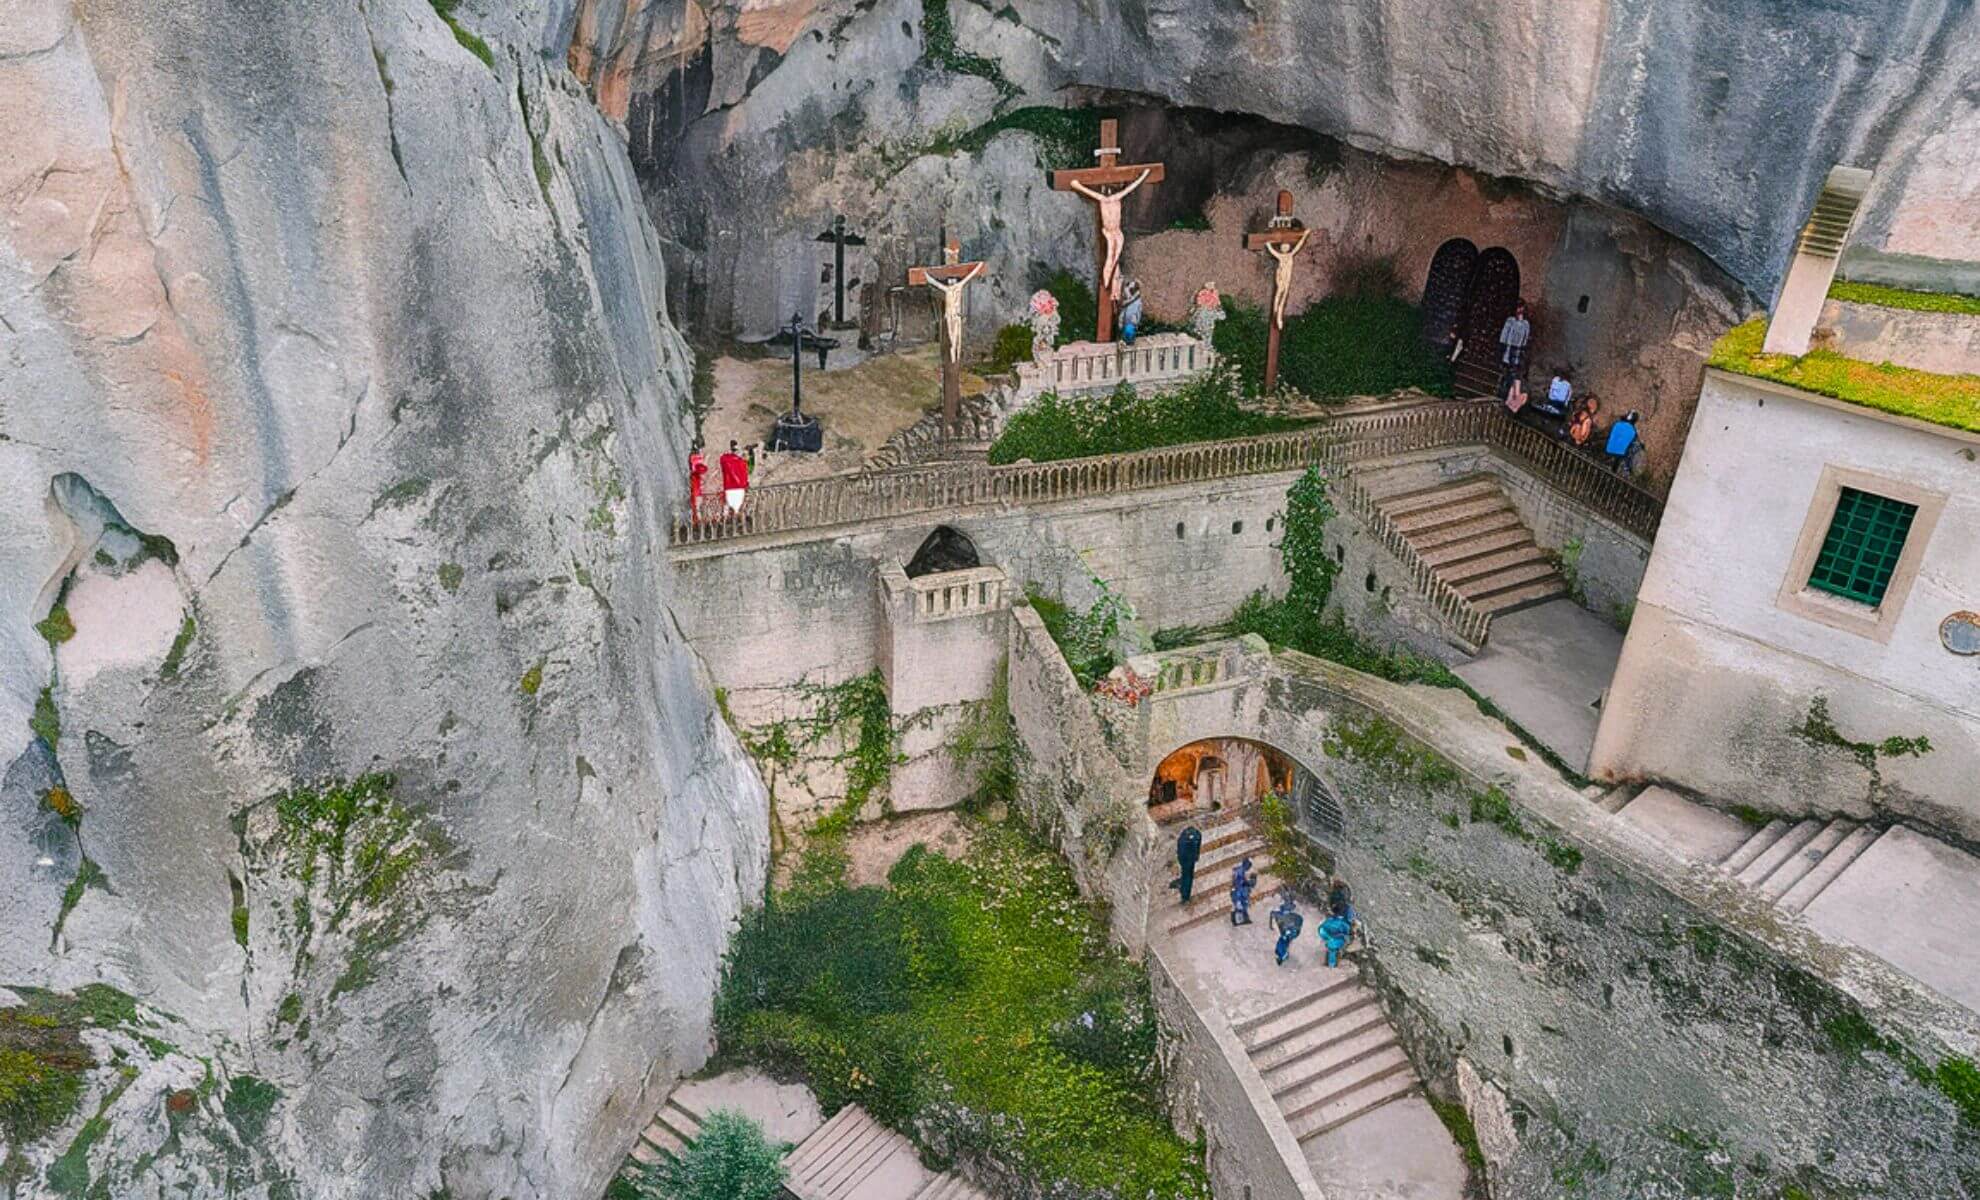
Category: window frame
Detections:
[{"x1": 1777, "y1": 465, "x2": 1945, "y2": 643}]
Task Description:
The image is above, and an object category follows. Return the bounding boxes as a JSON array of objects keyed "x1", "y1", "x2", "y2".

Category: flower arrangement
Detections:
[
  {"x1": 1188, "y1": 282, "x2": 1226, "y2": 344},
  {"x1": 1093, "y1": 667, "x2": 1154, "y2": 705},
  {"x1": 1027, "y1": 289, "x2": 1061, "y2": 358}
]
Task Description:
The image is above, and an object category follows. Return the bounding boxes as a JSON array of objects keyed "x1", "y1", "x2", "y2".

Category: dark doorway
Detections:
[
  {"x1": 905, "y1": 526, "x2": 980, "y2": 577},
  {"x1": 1420, "y1": 238, "x2": 1479, "y2": 344}
]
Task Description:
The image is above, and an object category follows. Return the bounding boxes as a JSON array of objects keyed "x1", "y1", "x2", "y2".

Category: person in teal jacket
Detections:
[{"x1": 1319, "y1": 911, "x2": 1353, "y2": 968}]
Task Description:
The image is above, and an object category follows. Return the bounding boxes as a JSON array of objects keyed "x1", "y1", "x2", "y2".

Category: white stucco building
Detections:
[{"x1": 1591, "y1": 366, "x2": 1980, "y2": 839}]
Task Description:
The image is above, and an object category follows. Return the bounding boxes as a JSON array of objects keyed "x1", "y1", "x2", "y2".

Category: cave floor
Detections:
[{"x1": 700, "y1": 343, "x2": 988, "y2": 484}]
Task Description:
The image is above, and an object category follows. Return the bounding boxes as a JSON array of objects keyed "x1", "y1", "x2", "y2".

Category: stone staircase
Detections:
[
  {"x1": 1719, "y1": 815, "x2": 1885, "y2": 915},
  {"x1": 1158, "y1": 806, "x2": 1281, "y2": 936},
  {"x1": 1593, "y1": 784, "x2": 1886, "y2": 917},
  {"x1": 1375, "y1": 476, "x2": 1568, "y2": 615},
  {"x1": 1235, "y1": 973, "x2": 1422, "y2": 1145},
  {"x1": 625, "y1": 1093, "x2": 705, "y2": 1178}
]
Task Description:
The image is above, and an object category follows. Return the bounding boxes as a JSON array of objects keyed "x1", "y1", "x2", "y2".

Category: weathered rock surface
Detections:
[
  {"x1": 1, "y1": 2, "x2": 768, "y2": 1197},
  {"x1": 578, "y1": 0, "x2": 1979, "y2": 334}
]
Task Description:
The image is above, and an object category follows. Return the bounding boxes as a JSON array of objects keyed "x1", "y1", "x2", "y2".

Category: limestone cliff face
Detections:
[
  {"x1": 1, "y1": 2, "x2": 767, "y2": 1197},
  {"x1": 572, "y1": 0, "x2": 1980, "y2": 335}
]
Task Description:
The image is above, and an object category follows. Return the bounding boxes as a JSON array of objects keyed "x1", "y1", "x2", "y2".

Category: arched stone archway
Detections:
[
  {"x1": 1420, "y1": 237, "x2": 1479, "y2": 343},
  {"x1": 904, "y1": 525, "x2": 980, "y2": 577},
  {"x1": 1146, "y1": 735, "x2": 1344, "y2": 841}
]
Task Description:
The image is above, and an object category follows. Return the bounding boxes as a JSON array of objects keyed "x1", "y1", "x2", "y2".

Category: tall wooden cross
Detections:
[
  {"x1": 1049, "y1": 118, "x2": 1165, "y2": 343},
  {"x1": 908, "y1": 237, "x2": 988, "y2": 436},
  {"x1": 1243, "y1": 189, "x2": 1312, "y2": 394}
]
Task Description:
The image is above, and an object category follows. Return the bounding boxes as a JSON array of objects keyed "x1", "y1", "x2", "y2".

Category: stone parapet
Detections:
[{"x1": 1011, "y1": 333, "x2": 1216, "y2": 405}]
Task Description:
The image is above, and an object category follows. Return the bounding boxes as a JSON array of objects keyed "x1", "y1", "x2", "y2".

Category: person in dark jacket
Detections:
[
  {"x1": 1173, "y1": 824, "x2": 1203, "y2": 903},
  {"x1": 1270, "y1": 893, "x2": 1303, "y2": 965}
]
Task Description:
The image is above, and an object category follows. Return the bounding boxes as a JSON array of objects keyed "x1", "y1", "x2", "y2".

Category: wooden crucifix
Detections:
[
  {"x1": 908, "y1": 237, "x2": 988, "y2": 436},
  {"x1": 1243, "y1": 189, "x2": 1312, "y2": 394},
  {"x1": 1049, "y1": 118, "x2": 1165, "y2": 343}
]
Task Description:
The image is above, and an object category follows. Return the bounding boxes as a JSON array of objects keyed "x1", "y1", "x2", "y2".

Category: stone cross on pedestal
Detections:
[
  {"x1": 1244, "y1": 189, "x2": 1312, "y2": 395},
  {"x1": 908, "y1": 238, "x2": 988, "y2": 437},
  {"x1": 1050, "y1": 118, "x2": 1165, "y2": 343}
]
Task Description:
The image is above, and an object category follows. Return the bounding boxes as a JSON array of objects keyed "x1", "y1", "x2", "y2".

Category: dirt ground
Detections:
[{"x1": 697, "y1": 343, "x2": 990, "y2": 485}]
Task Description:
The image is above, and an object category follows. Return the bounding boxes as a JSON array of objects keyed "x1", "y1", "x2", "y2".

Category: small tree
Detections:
[{"x1": 636, "y1": 1109, "x2": 788, "y2": 1200}]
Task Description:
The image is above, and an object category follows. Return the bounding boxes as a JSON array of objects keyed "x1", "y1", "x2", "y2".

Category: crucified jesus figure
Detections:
[
  {"x1": 925, "y1": 262, "x2": 985, "y2": 362},
  {"x1": 1266, "y1": 230, "x2": 1311, "y2": 330},
  {"x1": 1069, "y1": 168, "x2": 1152, "y2": 300}
]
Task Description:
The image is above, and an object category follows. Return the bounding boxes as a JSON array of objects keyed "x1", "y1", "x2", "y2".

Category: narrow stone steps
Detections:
[
  {"x1": 1389, "y1": 494, "x2": 1515, "y2": 535},
  {"x1": 909, "y1": 1174, "x2": 992, "y2": 1200},
  {"x1": 1437, "y1": 541, "x2": 1550, "y2": 585},
  {"x1": 1720, "y1": 818, "x2": 1792, "y2": 875},
  {"x1": 1278, "y1": 1045, "x2": 1415, "y2": 1127},
  {"x1": 1408, "y1": 509, "x2": 1525, "y2": 551},
  {"x1": 624, "y1": 1097, "x2": 704, "y2": 1178},
  {"x1": 1374, "y1": 477, "x2": 1503, "y2": 516},
  {"x1": 1264, "y1": 1023, "x2": 1400, "y2": 1098},
  {"x1": 1418, "y1": 525, "x2": 1536, "y2": 567},
  {"x1": 1289, "y1": 1067, "x2": 1419, "y2": 1143},
  {"x1": 1735, "y1": 819, "x2": 1826, "y2": 889},
  {"x1": 1779, "y1": 825, "x2": 1884, "y2": 914},
  {"x1": 1756, "y1": 819, "x2": 1858, "y2": 900}
]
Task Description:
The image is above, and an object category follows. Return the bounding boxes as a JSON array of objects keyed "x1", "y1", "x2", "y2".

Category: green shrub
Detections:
[
  {"x1": 35, "y1": 606, "x2": 75, "y2": 646},
  {"x1": 717, "y1": 824, "x2": 1206, "y2": 1198},
  {"x1": 979, "y1": 323, "x2": 1035, "y2": 375},
  {"x1": 1025, "y1": 582, "x2": 1132, "y2": 688},
  {"x1": 223, "y1": 1075, "x2": 283, "y2": 1143},
  {"x1": 1213, "y1": 295, "x2": 1452, "y2": 399},
  {"x1": 29, "y1": 685, "x2": 60, "y2": 749},
  {"x1": 635, "y1": 1108, "x2": 788, "y2": 1200},
  {"x1": 947, "y1": 107, "x2": 1102, "y2": 169},
  {"x1": 987, "y1": 368, "x2": 1305, "y2": 465},
  {"x1": 1044, "y1": 269, "x2": 1097, "y2": 348}
]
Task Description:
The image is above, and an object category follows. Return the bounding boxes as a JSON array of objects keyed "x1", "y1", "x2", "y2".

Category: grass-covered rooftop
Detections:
[
  {"x1": 1827, "y1": 279, "x2": 1980, "y2": 316},
  {"x1": 1708, "y1": 317, "x2": 1980, "y2": 435}
]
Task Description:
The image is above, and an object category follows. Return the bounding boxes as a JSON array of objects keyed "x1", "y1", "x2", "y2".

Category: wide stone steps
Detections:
[
  {"x1": 1194, "y1": 836, "x2": 1271, "y2": 881},
  {"x1": 785, "y1": 1104, "x2": 930, "y2": 1200},
  {"x1": 1373, "y1": 475, "x2": 1567, "y2": 623},
  {"x1": 1167, "y1": 868, "x2": 1282, "y2": 935},
  {"x1": 1419, "y1": 525, "x2": 1535, "y2": 567},
  {"x1": 1227, "y1": 966, "x2": 1422, "y2": 1147},
  {"x1": 1719, "y1": 816, "x2": 1886, "y2": 915}
]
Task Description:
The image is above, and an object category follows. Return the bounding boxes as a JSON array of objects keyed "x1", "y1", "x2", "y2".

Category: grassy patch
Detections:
[
  {"x1": 717, "y1": 824, "x2": 1205, "y2": 1198},
  {"x1": 0, "y1": 987, "x2": 141, "y2": 1149},
  {"x1": 1024, "y1": 582, "x2": 1131, "y2": 688},
  {"x1": 1425, "y1": 1093, "x2": 1485, "y2": 1173},
  {"x1": 1214, "y1": 294, "x2": 1453, "y2": 400},
  {"x1": 223, "y1": 1075, "x2": 283, "y2": 1144},
  {"x1": 232, "y1": 904, "x2": 251, "y2": 950},
  {"x1": 1935, "y1": 1056, "x2": 1980, "y2": 1128},
  {"x1": 1829, "y1": 279, "x2": 1980, "y2": 315},
  {"x1": 160, "y1": 614, "x2": 196, "y2": 680},
  {"x1": 1708, "y1": 316, "x2": 1980, "y2": 434},
  {"x1": 35, "y1": 606, "x2": 75, "y2": 647},
  {"x1": 53, "y1": 859, "x2": 106, "y2": 942},
  {"x1": 429, "y1": 0, "x2": 494, "y2": 68},
  {"x1": 30, "y1": 686, "x2": 60, "y2": 749},
  {"x1": 271, "y1": 774, "x2": 435, "y2": 910},
  {"x1": 987, "y1": 368, "x2": 1306, "y2": 465},
  {"x1": 940, "y1": 106, "x2": 1102, "y2": 171}
]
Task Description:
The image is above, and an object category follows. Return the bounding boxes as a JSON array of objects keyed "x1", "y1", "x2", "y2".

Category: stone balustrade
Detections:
[
  {"x1": 879, "y1": 563, "x2": 1010, "y2": 623},
  {"x1": 1012, "y1": 334, "x2": 1215, "y2": 404}
]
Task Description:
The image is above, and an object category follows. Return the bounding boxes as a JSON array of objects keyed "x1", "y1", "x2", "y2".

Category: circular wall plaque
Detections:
[{"x1": 1942, "y1": 611, "x2": 1980, "y2": 656}]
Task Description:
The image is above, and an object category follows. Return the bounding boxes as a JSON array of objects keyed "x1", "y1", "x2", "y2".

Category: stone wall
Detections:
[
  {"x1": 673, "y1": 472, "x2": 1299, "y2": 818},
  {"x1": 1591, "y1": 372, "x2": 1980, "y2": 842},
  {"x1": 1147, "y1": 942, "x2": 1323, "y2": 1200},
  {"x1": 1021, "y1": 634, "x2": 1980, "y2": 1197},
  {"x1": 1818, "y1": 297, "x2": 1980, "y2": 377}
]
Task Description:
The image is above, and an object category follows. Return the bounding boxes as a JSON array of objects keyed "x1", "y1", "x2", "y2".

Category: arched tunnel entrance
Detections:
[{"x1": 1148, "y1": 736, "x2": 1344, "y2": 841}]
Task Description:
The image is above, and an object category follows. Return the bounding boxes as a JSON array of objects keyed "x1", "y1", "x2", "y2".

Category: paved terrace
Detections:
[{"x1": 669, "y1": 400, "x2": 1665, "y2": 652}]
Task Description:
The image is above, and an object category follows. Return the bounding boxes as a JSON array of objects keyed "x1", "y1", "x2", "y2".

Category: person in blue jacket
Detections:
[{"x1": 1604, "y1": 410, "x2": 1641, "y2": 475}]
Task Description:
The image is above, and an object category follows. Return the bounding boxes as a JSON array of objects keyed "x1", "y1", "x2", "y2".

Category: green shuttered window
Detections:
[{"x1": 1807, "y1": 487, "x2": 1917, "y2": 606}]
